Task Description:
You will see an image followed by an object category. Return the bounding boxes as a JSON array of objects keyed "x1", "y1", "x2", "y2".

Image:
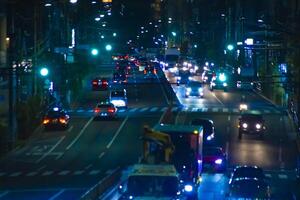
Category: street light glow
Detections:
[
  {"x1": 91, "y1": 48, "x2": 99, "y2": 56},
  {"x1": 40, "y1": 68, "x2": 49, "y2": 76},
  {"x1": 227, "y1": 44, "x2": 234, "y2": 51},
  {"x1": 171, "y1": 32, "x2": 176, "y2": 37},
  {"x1": 69, "y1": 0, "x2": 77, "y2": 3},
  {"x1": 113, "y1": 32, "x2": 117, "y2": 37},
  {"x1": 105, "y1": 44, "x2": 112, "y2": 51}
]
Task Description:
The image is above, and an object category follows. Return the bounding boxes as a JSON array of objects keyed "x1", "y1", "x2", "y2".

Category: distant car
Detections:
[
  {"x1": 191, "y1": 118, "x2": 215, "y2": 143},
  {"x1": 43, "y1": 107, "x2": 70, "y2": 130},
  {"x1": 210, "y1": 73, "x2": 228, "y2": 92},
  {"x1": 91, "y1": 77, "x2": 109, "y2": 90},
  {"x1": 202, "y1": 70, "x2": 215, "y2": 83},
  {"x1": 110, "y1": 89, "x2": 128, "y2": 108},
  {"x1": 228, "y1": 166, "x2": 271, "y2": 199},
  {"x1": 113, "y1": 72, "x2": 127, "y2": 83},
  {"x1": 203, "y1": 147, "x2": 227, "y2": 172},
  {"x1": 185, "y1": 81, "x2": 204, "y2": 98},
  {"x1": 115, "y1": 60, "x2": 131, "y2": 75},
  {"x1": 236, "y1": 80, "x2": 254, "y2": 90},
  {"x1": 238, "y1": 113, "x2": 266, "y2": 139},
  {"x1": 94, "y1": 102, "x2": 117, "y2": 120},
  {"x1": 143, "y1": 64, "x2": 157, "y2": 80}
]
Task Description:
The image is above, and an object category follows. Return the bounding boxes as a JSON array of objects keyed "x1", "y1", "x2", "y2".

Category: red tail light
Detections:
[
  {"x1": 153, "y1": 69, "x2": 157, "y2": 74},
  {"x1": 92, "y1": 81, "x2": 98, "y2": 85},
  {"x1": 108, "y1": 108, "x2": 115, "y2": 113},
  {"x1": 94, "y1": 108, "x2": 100, "y2": 113},
  {"x1": 144, "y1": 69, "x2": 146, "y2": 74},
  {"x1": 103, "y1": 81, "x2": 108, "y2": 85}
]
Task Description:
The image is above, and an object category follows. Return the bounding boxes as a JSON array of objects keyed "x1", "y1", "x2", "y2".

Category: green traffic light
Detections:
[
  {"x1": 105, "y1": 44, "x2": 112, "y2": 51},
  {"x1": 91, "y1": 48, "x2": 99, "y2": 56},
  {"x1": 227, "y1": 44, "x2": 234, "y2": 51},
  {"x1": 40, "y1": 67, "x2": 49, "y2": 76}
]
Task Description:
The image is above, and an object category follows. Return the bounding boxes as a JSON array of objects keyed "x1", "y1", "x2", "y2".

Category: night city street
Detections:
[{"x1": 0, "y1": 0, "x2": 300, "y2": 200}]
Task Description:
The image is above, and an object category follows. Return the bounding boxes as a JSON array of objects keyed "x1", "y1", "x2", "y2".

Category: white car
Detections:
[{"x1": 109, "y1": 89, "x2": 128, "y2": 108}]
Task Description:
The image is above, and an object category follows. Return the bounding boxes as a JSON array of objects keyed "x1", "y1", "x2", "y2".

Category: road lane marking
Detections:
[
  {"x1": 66, "y1": 117, "x2": 93, "y2": 150},
  {"x1": 129, "y1": 108, "x2": 138, "y2": 113},
  {"x1": 161, "y1": 107, "x2": 168, "y2": 112},
  {"x1": 232, "y1": 108, "x2": 239, "y2": 113},
  {"x1": 150, "y1": 107, "x2": 158, "y2": 112},
  {"x1": 192, "y1": 108, "x2": 198, "y2": 112},
  {"x1": 228, "y1": 115, "x2": 231, "y2": 121},
  {"x1": 67, "y1": 126, "x2": 74, "y2": 132},
  {"x1": 49, "y1": 189, "x2": 65, "y2": 200},
  {"x1": 85, "y1": 164, "x2": 93, "y2": 170},
  {"x1": 42, "y1": 171, "x2": 54, "y2": 176},
  {"x1": 212, "y1": 93, "x2": 224, "y2": 106},
  {"x1": 0, "y1": 172, "x2": 6, "y2": 176},
  {"x1": 223, "y1": 108, "x2": 229, "y2": 113},
  {"x1": 140, "y1": 107, "x2": 149, "y2": 112},
  {"x1": 55, "y1": 152, "x2": 64, "y2": 160},
  {"x1": 0, "y1": 191, "x2": 9, "y2": 198},
  {"x1": 36, "y1": 136, "x2": 65, "y2": 163},
  {"x1": 99, "y1": 152, "x2": 105, "y2": 159},
  {"x1": 58, "y1": 170, "x2": 70, "y2": 176},
  {"x1": 278, "y1": 174, "x2": 288, "y2": 179},
  {"x1": 10, "y1": 172, "x2": 22, "y2": 177},
  {"x1": 74, "y1": 170, "x2": 84, "y2": 175},
  {"x1": 212, "y1": 108, "x2": 219, "y2": 112},
  {"x1": 89, "y1": 170, "x2": 101, "y2": 175},
  {"x1": 201, "y1": 108, "x2": 208, "y2": 112},
  {"x1": 26, "y1": 171, "x2": 38, "y2": 177},
  {"x1": 37, "y1": 165, "x2": 46, "y2": 171},
  {"x1": 171, "y1": 107, "x2": 178, "y2": 112},
  {"x1": 265, "y1": 173, "x2": 271, "y2": 178},
  {"x1": 106, "y1": 116, "x2": 129, "y2": 149}
]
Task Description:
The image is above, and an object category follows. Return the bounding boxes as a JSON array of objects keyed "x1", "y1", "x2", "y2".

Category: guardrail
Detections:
[{"x1": 80, "y1": 167, "x2": 122, "y2": 200}]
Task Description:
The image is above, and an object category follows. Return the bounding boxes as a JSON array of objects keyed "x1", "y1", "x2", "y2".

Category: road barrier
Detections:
[{"x1": 80, "y1": 167, "x2": 122, "y2": 200}]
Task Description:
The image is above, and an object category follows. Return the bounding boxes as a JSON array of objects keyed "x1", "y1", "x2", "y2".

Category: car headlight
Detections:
[
  {"x1": 177, "y1": 77, "x2": 181, "y2": 80},
  {"x1": 223, "y1": 82, "x2": 228, "y2": 87},
  {"x1": 165, "y1": 63, "x2": 169, "y2": 66},
  {"x1": 215, "y1": 159, "x2": 223, "y2": 165},
  {"x1": 198, "y1": 88, "x2": 203, "y2": 92},
  {"x1": 212, "y1": 82, "x2": 216, "y2": 86},
  {"x1": 188, "y1": 76, "x2": 193, "y2": 80},
  {"x1": 242, "y1": 123, "x2": 248, "y2": 128},
  {"x1": 184, "y1": 184, "x2": 193, "y2": 192},
  {"x1": 256, "y1": 123, "x2": 262, "y2": 129},
  {"x1": 206, "y1": 135, "x2": 214, "y2": 141},
  {"x1": 187, "y1": 88, "x2": 192, "y2": 92}
]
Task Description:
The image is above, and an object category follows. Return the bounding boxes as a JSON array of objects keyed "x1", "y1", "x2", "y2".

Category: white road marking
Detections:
[
  {"x1": 58, "y1": 170, "x2": 70, "y2": 176},
  {"x1": 192, "y1": 108, "x2": 198, "y2": 112},
  {"x1": 10, "y1": 172, "x2": 22, "y2": 177},
  {"x1": 66, "y1": 117, "x2": 93, "y2": 150},
  {"x1": 106, "y1": 116, "x2": 129, "y2": 149},
  {"x1": 228, "y1": 115, "x2": 231, "y2": 121},
  {"x1": 87, "y1": 109, "x2": 93, "y2": 113},
  {"x1": 85, "y1": 164, "x2": 93, "y2": 170},
  {"x1": 223, "y1": 108, "x2": 229, "y2": 113},
  {"x1": 171, "y1": 107, "x2": 178, "y2": 112},
  {"x1": 77, "y1": 109, "x2": 84, "y2": 112},
  {"x1": 140, "y1": 107, "x2": 149, "y2": 112},
  {"x1": 129, "y1": 108, "x2": 138, "y2": 113},
  {"x1": 0, "y1": 191, "x2": 9, "y2": 198},
  {"x1": 37, "y1": 165, "x2": 46, "y2": 171},
  {"x1": 278, "y1": 174, "x2": 288, "y2": 179},
  {"x1": 232, "y1": 108, "x2": 239, "y2": 113},
  {"x1": 48, "y1": 189, "x2": 65, "y2": 200},
  {"x1": 26, "y1": 171, "x2": 38, "y2": 177},
  {"x1": 265, "y1": 173, "x2": 272, "y2": 178},
  {"x1": 55, "y1": 152, "x2": 64, "y2": 160},
  {"x1": 36, "y1": 136, "x2": 65, "y2": 163},
  {"x1": 212, "y1": 93, "x2": 224, "y2": 106},
  {"x1": 118, "y1": 109, "x2": 125, "y2": 113},
  {"x1": 99, "y1": 152, "x2": 105, "y2": 159},
  {"x1": 42, "y1": 171, "x2": 54, "y2": 176},
  {"x1": 201, "y1": 108, "x2": 208, "y2": 112},
  {"x1": 67, "y1": 126, "x2": 74, "y2": 132},
  {"x1": 0, "y1": 172, "x2": 6, "y2": 176},
  {"x1": 150, "y1": 107, "x2": 158, "y2": 112},
  {"x1": 73, "y1": 170, "x2": 84, "y2": 175},
  {"x1": 89, "y1": 170, "x2": 101, "y2": 175},
  {"x1": 212, "y1": 108, "x2": 219, "y2": 112}
]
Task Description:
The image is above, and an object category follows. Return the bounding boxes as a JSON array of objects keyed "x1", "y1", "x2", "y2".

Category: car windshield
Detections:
[
  {"x1": 127, "y1": 175, "x2": 178, "y2": 197},
  {"x1": 233, "y1": 167, "x2": 265, "y2": 179},
  {"x1": 111, "y1": 91, "x2": 125, "y2": 97}
]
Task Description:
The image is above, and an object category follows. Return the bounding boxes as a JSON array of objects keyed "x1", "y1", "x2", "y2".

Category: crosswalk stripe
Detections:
[
  {"x1": 278, "y1": 174, "x2": 288, "y2": 179},
  {"x1": 161, "y1": 107, "x2": 168, "y2": 112},
  {"x1": 212, "y1": 108, "x2": 219, "y2": 112},
  {"x1": 192, "y1": 108, "x2": 198, "y2": 112},
  {"x1": 118, "y1": 109, "x2": 126, "y2": 113},
  {"x1": 129, "y1": 108, "x2": 138, "y2": 112},
  {"x1": 42, "y1": 171, "x2": 54, "y2": 176},
  {"x1": 171, "y1": 107, "x2": 178, "y2": 112},
  {"x1": 223, "y1": 108, "x2": 229, "y2": 112},
  {"x1": 58, "y1": 170, "x2": 70, "y2": 176},
  {"x1": 150, "y1": 107, "x2": 158, "y2": 112},
  {"x1": 140, "y1": 107, "x2": 149, "y2": 112},
  {"x1": 265, "y1": 173, "x2": 272, "y2": 178},
  {"x1": 232, "y1": 108, "x2": 239, "y2": 113},
  {"x1": 87, "y1": 109, "x2": 93, "y2": 113},
  {"x1": 74, "y1": 170, "x2": 85, "y2": 175},
  {"x1": 26, "y1": 171, "x2": 38, "y2": 177},
  {"x1": 77, "y1": 109, "x2": 84, "y2": 113},
  {"x1": 10, "y1": 172, "x2": 22, "y2": 177},
  {"x1": 0, "y1": 172, "x2": 6, "y2": 176},
  {"x1": 89, "y1": 170, "x2": 101, "y2": 175},
  {"x1": 201, "y1": 108, "x2": 208, "y2": 112}
]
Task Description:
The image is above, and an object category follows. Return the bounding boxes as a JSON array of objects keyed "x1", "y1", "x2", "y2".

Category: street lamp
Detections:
[
  {"x1": 91, "y1": 48, "x2": 99, "y2": 56},
  {"x1": 227, "y1": 44, "x2": 234, "y2": 51},
  {"x1": 105, "y1": 44, "x2": 112, "y2": 51},
  {"x1": 40, "y1": 67, "x2": 49, "y2": 77}
]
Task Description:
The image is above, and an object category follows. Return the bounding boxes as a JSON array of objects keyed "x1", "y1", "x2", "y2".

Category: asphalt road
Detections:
[{"x1": 0, "y1": 64, "x2": 299, "y2": 200}]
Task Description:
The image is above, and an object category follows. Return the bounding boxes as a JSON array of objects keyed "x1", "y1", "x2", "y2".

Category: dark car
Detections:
[
  {"x1": 202, "y1": 70, "x2": 215, "y2": 83},
  {"x1": 210, "y1": 73, "x2": 228, "y2": 92},
  {"x1": 43, "y1": 107, "x2": 70, "y2": 130},
  {"x1": 94, "y1": 102, "x2": 117, "y2": 120},
  {"x1": 191, "y1": 118, "x2": 215, "y2": 143},
  {"x1": 185, "y1": 81, "x2": 204, "y2": 98},
  {"x1": 238, "y1": 113, "x2": 266, "y2": 139},
  {"x1": 91, "y1": 77, "x2": 109, "y2": 90},
  {"x1": 113, "y1": 72, "x2": 127, "y2": 83},
  {"x1": 228, "y1": 166, "x2": 271, "y2": 199},
  {"x1": 203, "y1": 147, "x2": 227, "y2": 172}
]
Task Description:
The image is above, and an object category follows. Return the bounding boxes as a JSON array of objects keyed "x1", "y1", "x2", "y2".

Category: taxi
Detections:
[{"x1": 43, "y1": 107, "x2": 70, "y2": 130}]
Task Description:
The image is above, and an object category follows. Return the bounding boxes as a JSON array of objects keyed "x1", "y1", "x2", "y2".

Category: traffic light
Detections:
[
  {"x1": 91, "y1": 48, "x2": 99, "y2": 56},
  {"x1": 40, "y1": 67, "x2": 49, "y2": 77},
  {"x1": 105, "y1": 44, "x2": 112, "y2": 51},
  {"x1": 227, "y1": 44, "x2": 234, "y2": 51}
]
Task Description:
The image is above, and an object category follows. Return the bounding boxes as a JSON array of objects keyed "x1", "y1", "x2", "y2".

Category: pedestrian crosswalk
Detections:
[
  {"x1": 67, "y1": 106, "x2": 284, "y2": 115},
  {"x1": 0, "y1": 168, "x2": 106, "y2": 178}
]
